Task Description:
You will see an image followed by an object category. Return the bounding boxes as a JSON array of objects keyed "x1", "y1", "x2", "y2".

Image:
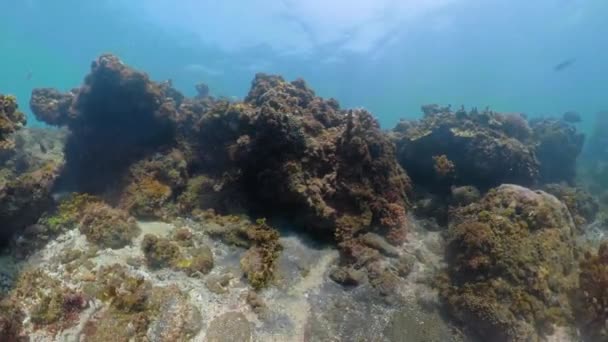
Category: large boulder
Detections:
[{"x1": 440, "y1": 184, "x2": 578, "y2": 341}]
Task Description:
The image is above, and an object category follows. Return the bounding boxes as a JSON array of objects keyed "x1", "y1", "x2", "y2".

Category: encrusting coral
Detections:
[{"x1": 439, "y1": 184, "x2": 578, "y2": 341}]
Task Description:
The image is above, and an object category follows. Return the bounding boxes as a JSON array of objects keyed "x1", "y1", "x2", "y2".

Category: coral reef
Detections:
[
  {"x1": 392, "y1": 105, "x2": 539, "y2": 192},
  {"x1": 574, "y1": 241, "x2": 608, "y2": 341},
  {"x1": 440, "y1": 184, "x2": 578, "y2": 341}
]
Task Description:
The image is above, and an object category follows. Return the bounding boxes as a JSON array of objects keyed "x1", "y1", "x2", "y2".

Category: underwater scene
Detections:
[{"x1": 1, "y1": 1, "x2": 608, "y2": 341}]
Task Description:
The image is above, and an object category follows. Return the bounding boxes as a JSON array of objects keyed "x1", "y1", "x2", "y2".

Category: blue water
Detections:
[{"x1": 1, "y1": 0, "x2": 607, "y2": 130}]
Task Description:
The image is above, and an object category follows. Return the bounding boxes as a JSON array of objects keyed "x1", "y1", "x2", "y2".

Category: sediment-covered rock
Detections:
[{"x1": 440, "y1": 184, "x2": 578, "y2": 341}]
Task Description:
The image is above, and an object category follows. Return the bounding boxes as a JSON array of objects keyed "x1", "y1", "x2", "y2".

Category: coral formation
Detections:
[{"x1": 440, "y1": 184, "x2": 578, "y2": 341}]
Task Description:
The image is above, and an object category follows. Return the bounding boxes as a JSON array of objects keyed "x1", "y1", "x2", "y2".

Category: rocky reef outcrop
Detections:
[
  {"x1": 29, "y1": 57, "x2": 412, "y2": 280},
  {"x1": 393, "y1": 106, "x2": 585, "y2": 193},
  {"x1": 392, "y1": 106, "x2": 539, "y2": 192},
  {"x1": 0, "y1": 95, "x2": 64, "y2": 245},
  {"x1": 0, "y1": 94, "x2": 26, "y2": 157},
  {"x1": 196, "y1": 74, "x2": 412, "y2": 267},
  {"x1": 531, "y1": 118, "x2": 584, "y2": 185},
  {"x1": 439, "y1": 184, "x2": 578, "y2": 341},
  {"x1": 31, "y1": 54, "x2": 177, "y2": 194}
]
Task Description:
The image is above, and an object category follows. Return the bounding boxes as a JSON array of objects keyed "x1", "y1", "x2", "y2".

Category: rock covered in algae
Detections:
[
  {"x1": 28, "y1": 55, "x2": 411, "y2": 285},
  {"x1": 31, "y1": 54, "x2": 177, "y2": 194},
  {"x1": 531, "y1": 118, "x2": 584, "y2": 185},
  {"x1": 579, "y1": 111, "x2": 608, "y2": 197},
  {"x1": 141, "y1": 232, "x2": 214, "y2": 276},
  {"x1": 440, "y1": 184, "x2": 578, "y2": 341},
  {"x1": 392, "y1": 105, "x2": 539, "y2": 191},
  {"x1": 1, "y1": 268, "x2": 87, "y2": 334},
  {"x1": 0, "y1": 95, "x2": 62, "y2": 245},
  {"x1": 119, "y1": 148, "x2": 189, "y2": 219},
  {"x1": 83, "y1": 264, "x2": 202, "y2": 341},
  {"x1": 542, "y1": 183, "x2": 598, "y2": 232},
  {"x1": 574, "y1": 241, "x2": 608, "y2": 341},
  {"x1": 0, "y1": 126, "x2": 64, "y2": 245},
  {"x1": 78, "y1": 201, "x2": 140, "y2": 249},
  {"x1": 0, "y1": 94, "x2": 26, "y2": 156},
  {"x1": 197, "y1": 74, "x2": 411, "y2": 263}
]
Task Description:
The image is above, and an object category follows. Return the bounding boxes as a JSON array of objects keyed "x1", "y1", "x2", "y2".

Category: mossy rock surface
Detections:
[{"x1": 440, "y1": 184, "x2": 577, "y2": 341}]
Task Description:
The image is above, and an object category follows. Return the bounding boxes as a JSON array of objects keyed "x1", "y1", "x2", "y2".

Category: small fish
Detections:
[
  {"x1": 562, "y1": 111, "x2": 582, "y2": 123},
  {"x1": 26, "y1": 70, "x2": 32, "y2": 80},
  {"x1": 39, "y1": 141, "x2": 47, "y2": 153},
  {"x1": 554, "y1": 58, "x2": 576, "y2": 71}
]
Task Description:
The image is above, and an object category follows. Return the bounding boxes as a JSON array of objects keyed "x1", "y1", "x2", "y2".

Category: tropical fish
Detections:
[{"x1": 553, "y1": 58, "x2": 576, "y2": 71}]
